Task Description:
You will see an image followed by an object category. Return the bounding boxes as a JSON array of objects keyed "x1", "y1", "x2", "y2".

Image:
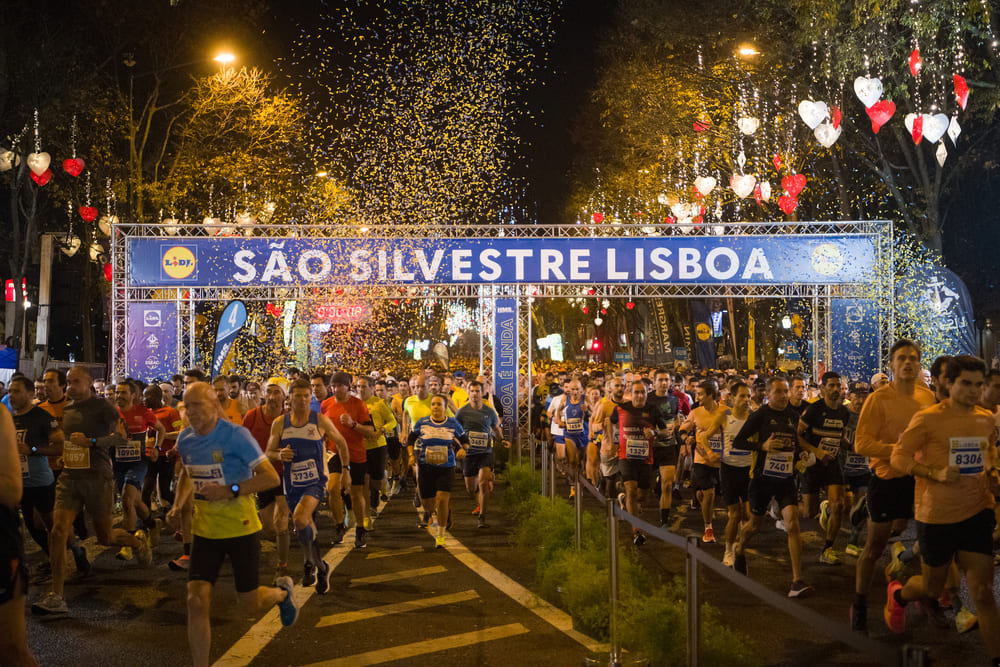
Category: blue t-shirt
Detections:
[
  {"x1": 280, "y1": 411, "x2": 327, "y2": 492},
  {"x1": 562, "y1": 397, "x2": 589, "y2": 442},
  {"x1": 413, "y1": 415, "x2": 464, "y2": 468},
  {"x1": 455, "y1": 404, "x2": 499, "y2": 454},
  {"x1": 176, "y1": 418, "x2": 266, "y2": 538}
]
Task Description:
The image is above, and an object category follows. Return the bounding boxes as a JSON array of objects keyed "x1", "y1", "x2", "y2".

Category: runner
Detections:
[
  {"x1": 647, "y1": 369, "x2": 682, "y2": 529},
  {"x1": 731, "y1": 376, "x2": 812, "y2": 597},
  {"x1": 886, "y1": 355, "x2": 1000, "y2": 664},
  {"x1": 679, "y1": 379, "x2": 727, "y2": 543},
  {"x1": 842, "y1": 381, "x2": 872, "y2": 558},
  {"x1": 213, "y1": 375, "x2": 245, "y2": 423},
  {"x1": 407, "y1": 395, "x2": 467, "y2": 548},
  {"x1": 592, "y1": 376, "x2": 625, "y2": 499},
  {"x1": 850, "y1": 339, "x2": 936, "y2": 634},
  {"x1": 556, "y1": 379, "x2": 589, "y2": 496},
  {"x1": 797, "y1": 371, "x2": 850, "y2": 564},
  {"x1": 32, "y1": 367, "x2": 150, "y2": 616},
  {"x1": 718, "y1": 381, "x2": 752, "y2": 566},
  {"x1": 141, "y1": 384, "x2": 182, "y2": 519},
  {"x1": 387, "y1": 377, "x2": 411, "y2": 495},
  {"x1": 167, "y1": 382, "x2": 298, "y2": 667},
  {"x1": 309, "y1": 373, "x2": 329, "y2": 414},
  {"x1": 266, "y1": 379, "x2": 348, "y2": 592},
  {"x1": 456, "y1": 380, "x2": 503, "y2": 528},
  {"x1": 358, "y1": 375, "x2": 396, "y2": 523}
]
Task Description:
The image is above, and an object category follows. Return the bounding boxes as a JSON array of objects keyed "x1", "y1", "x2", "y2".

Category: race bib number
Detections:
[
  {"x1": 63, "y1": 441, "x2": 90, "y2": 470},
  {"x1": 565, "y1": 417, "x2": 583, "y2": 433},
  {"x1": 819, "y1": 437, "x2": 840, "y2": 457},
  {"x1": 188, "y1": 463, "x2": 225, "y2": 495},
  {"x1": 844, "y1": 452, "x2": 869, "y2": 473},
  {"x1": 425, "y1": 445, "x2": 449, "y2": 465},
  {"x1": 625, "y1": 438, "x2": 650, "y2": 460},
  {"x1": 468, "y1": 431, "x2": 490, "y2": 454},
  {"x1": 949, "y1": 437, "x2": 987, "y2": 475},
  {"x1": 763, "y1": 451, "x2": 794, "y2": 478},
  {"x1": 708, "y1": 433, "x2": 723, "y2": 455},
  {"x1": 290, "y1": 459, "x2": 320, "y2": 486},
  {"x1": 117, "y1": 439, "x2": 143, "y2": 463},
  {"x1": 19, "y1": 453, "x2": 29, "y2": 478}
]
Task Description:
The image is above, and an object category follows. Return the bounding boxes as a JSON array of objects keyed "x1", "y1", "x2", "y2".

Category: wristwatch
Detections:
[{"x1": 230, "y1": 483, "x2": 240, "y2": 498}]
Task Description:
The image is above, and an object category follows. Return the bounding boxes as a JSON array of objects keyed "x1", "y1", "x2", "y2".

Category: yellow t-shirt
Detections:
[
  {"x1": 451, "y1": 386, "x2": 469, "y2": 409},
  {"x1": 364, "y1": 396, "x2": 398, "y2": 451}
]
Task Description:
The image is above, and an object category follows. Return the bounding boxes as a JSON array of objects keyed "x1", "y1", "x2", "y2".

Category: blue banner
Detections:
[
  {"x1": 831, "y1": 299, "x2": 879, "y2": 381},
  {"x1": 210, "y1": 300, "x2": 248, "y2": 378},
  {"x1": 127, "y1": 303, "x2": 178, "y2": 381},
  {"x1": 493, "y1": 298, "x2": 518, "y2": 438},
  {"x1": 690, "y1": 299, "x2": 717, "y2": 369},
  {"x1": 131, "y1": 235, "x2": 877, "y2": 288},
  {"x1": 896, "y1": 262, "x2": 976, "y2": 356}
]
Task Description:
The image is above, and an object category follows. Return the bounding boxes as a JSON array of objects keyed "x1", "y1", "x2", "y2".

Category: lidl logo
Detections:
[
  {"x1": 162, "y1": 246, "x2": 197, "y2": 280},
  {"x1": 696, "y1": 322, "x2": 712, "y2": 341}
]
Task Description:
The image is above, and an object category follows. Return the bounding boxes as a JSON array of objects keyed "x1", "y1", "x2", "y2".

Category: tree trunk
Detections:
[{"x1": 82, "y1": 258, "x2": 95, "y2": 363}]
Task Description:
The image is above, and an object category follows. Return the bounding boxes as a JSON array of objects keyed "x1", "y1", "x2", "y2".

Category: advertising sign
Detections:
[
  {"x1": 493, "y1": 298, "x2": 518, "y2": 437},
  {"x1": 126, "y1": 303, "x2": 178, "y2": 381}
]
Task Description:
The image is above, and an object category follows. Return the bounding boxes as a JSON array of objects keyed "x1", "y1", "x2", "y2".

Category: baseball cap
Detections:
[
  {"x1": 265, "y1": 377, "x2": 288, "y2": 393},
  {"x1": 454, "y1": 370, "x2": 465, "y2": 378},
  {"x1": 752, "y1": 377, "x2": 766, "y2": 388},
  {"x1": 869, "y1": 372, "x2": 889, "y2": 386},
  {"x1": 331, "y1": 371, "x2": 353, "y2": 387}
]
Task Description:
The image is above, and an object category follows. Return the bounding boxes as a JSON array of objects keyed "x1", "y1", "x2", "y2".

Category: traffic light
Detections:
[{"x1": 591, "y1": 339, "x2": 601, "y2": 352}]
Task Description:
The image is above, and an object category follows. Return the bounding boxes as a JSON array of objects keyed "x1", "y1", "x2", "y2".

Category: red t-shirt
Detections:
[
  {"x1": 243, "y1": 406, "x2": 286, "y2": 475},
  {"x1": 119, "y1": 404, "x2": 158, "y2": 435},
  {"x1": 153, "y1": 406, "x2": 183, "y2": 454},
  {"x1": 321, "y1": 396, "x2": 371, "y2": 463}
]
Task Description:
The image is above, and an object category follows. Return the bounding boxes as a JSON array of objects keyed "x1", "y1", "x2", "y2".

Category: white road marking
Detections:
[{"x1": 315, "y1": 590, "x2": 480, "y2": 627}]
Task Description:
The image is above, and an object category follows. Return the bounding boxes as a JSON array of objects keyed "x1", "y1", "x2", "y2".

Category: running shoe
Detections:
[
  {"x1": 134, "y1": 529, "x2": 152, "y2": 566},
  {"x1": 775, "y1": 519, "x2": 787, "y2": 532},
  {"x1": 472, "y1": 505, "x2": 481, "y2": 515},
  {"x1": 722, "y1": 545, "x2": 735, "y2": 568},
  {"x1": 275, "y1": 576, "x2": 299, "y2": 627},
  {"x1": 849, "y1": 601, "x2": 868, "y2": 635},
  {"x1": 355, "y1": 528, "x2": 367, "y2": 549},
  {"x1": 332, "y1": 524, "x2": 346, "y2": 545},
  {"x1": 302, "y1": 562, "x2": 316, "y2": 587},
  {"x1": 884, "y1": 580, "x2": 906, "y2": 633},
  {"x1": 845, "y1": 543, "x2": 860, "y2": 558},
  {"x1": 31, "y1": 591, "x2": 68, "y2": 616},
  {"x1": 632, "y1": 530, "x2": 646, "y2": 547},
  {"x1": 168, "y1": 554, "x2": 190, "y2": 571},
  {"x1": 733, "y1": 553, "x2": 748, "y2": 575},
  {"x1": 885, "y1": 541, "x2": 906, "y2": 583},
  {"x1": 363, "y1": 517, "x2": 373, "y2": 531},
  {"x1": 819, "y1": 500, "x2": 830, "y2": 532},
  {"x1": 116, "y1": 546, "x2": 133, "y2": 561},
  {"x1": 477, "y1": 515, "x2": 488, "y2": 529},
  {"x1": 702, "y1": 526, "x2": 715, "y2": 544},
  {"x1": 788, "y1": 581, "x2": 813, "y2": 598},
  {"x1": 819, "y1": 547, "x2": 840, "y2": 565},
  {"x1": 955, "y1": 608, "x2": 978, "y2": 634},
  {"x1": 315, "y1": 560, "x2": 331, "y2": 595},
  {"x1": 767, "y1": 500, "x2": 781, "y2": 521},
  {"x1": 435, "y1": 535, "x2": 446, "y2": 549}
]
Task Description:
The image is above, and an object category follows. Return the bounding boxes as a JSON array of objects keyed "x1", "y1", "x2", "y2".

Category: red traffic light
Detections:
[{"x1": 591, "y1": 339, "x2": 601, "y2": 351}]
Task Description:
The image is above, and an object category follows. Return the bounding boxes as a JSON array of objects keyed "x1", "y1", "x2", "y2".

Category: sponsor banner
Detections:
[
  {"x1": 831, "y1": 299, "x2": 879, "y2": 382},
  {"x1": 690, "y1": 299, "x2": 717, "y2": 369},
  {"x1": 645, "y1": 298, "x2": 671, "y2": 361},
  {"x1": 131, "y1": 235, "x2": 877, "y2": 288},
  {"x1": 896, "y1": 262, "x2": 976, "y2": 355},
  {"x1": 127, "y1": 303, "x2": 178, "y2": 381},
  {"x1": 210, "y1": 301, "x2": 248, "y2": 378},
  {"x1": 493, "y1": 298, "x2": 518, "y2": 438}
]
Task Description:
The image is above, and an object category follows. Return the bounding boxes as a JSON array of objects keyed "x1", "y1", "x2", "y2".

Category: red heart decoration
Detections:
[
  {"x1": 692, "y1": 216, "x2": 703, "y2": 225},
  {"x1": 265, "y1": 302, "x2": 283, "y2": 318},
  {"x1": 30, "y1": 168, "x2": 52, "y2": 186},
  {"x1": 664, "y1": 216, "x2": 676, "y2": 224},
  {"x1": 911, "y1": 114, "x2": 923, "y2": 145},
  {"x1": 772, "y1": 154, "x2": 782, "y2": 171},
  {"x1": 63, "y1": 158, "x2": 85, "y2": 177},
  {"x1": 79, "y1": 206, "x2": 98, "y2": 222},
  {"x1": 753, "y1": 184, "x2": 762, "y2": 206},
  {"x1": 908, "y1": 49, "x2": 922, "y2": 77},
  {"x1": 592, "y1": 212, "x2": 604, "y2": 224},
  {"x1": 954, "y1": 74, "x2": 969, "y2": 110},
  {"x1": 626, "y1": 301, "x2": 635, "y2": 310},
  {"x1": 866, "y1": 100, "x2": 896, "y2": 133},
  {"x1": 691, "y1": 186, "x2": 702, "y2": 200},
  {"x1": 693, "y1": 120, "x2": 710, "y2": 132},
  {"x1": 699, "y1": 205, "x2": 706, "y2": 215},
  {"x1": 778, "y1": 194, "x2": 798, "y2": 215},
  {"x1": 781, "y1": 174, "x2": 807, "y2": 198},
  {"x1": 103, "y1": 263, "x2": 113, "y2": 282},
  {"x1": 831, "y1": 106, "x2": 842, "y2": 130}
]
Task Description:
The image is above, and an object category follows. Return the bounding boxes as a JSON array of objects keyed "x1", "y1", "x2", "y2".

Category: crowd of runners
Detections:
[{"x1": 1, "y1": 339, "x2": 999, "y2": 665}]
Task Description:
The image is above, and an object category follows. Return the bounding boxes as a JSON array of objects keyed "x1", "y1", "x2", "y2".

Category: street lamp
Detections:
[
  {"x1": 737, "y1": 44, "x2": 760, "y2": 58},
  {"x1": 214, "y1": 52, "x2": 236, "y2": 65}
]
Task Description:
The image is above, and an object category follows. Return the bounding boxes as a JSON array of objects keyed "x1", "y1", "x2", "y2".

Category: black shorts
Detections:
[
  {"x1": 845, "y1": 471, "x2": 871, "y2": 493},
  {"x1": 386, "y1": 436, "x2": 402, "y2": 460},
  {"x1": 748, "y1": 476, "x2": 798, "y2": 516},
  {"x1": 866, "y1": 474, "x2": 914, "y2": 523},
  {"x1": 189, "y1": 532, "x2": 261, "y2": 593},
  {"x1": 327, "y1": 455, "x2": 343, "y2": 475},
  {"x1": 917, "y1": 509, "x2": 997, "y2": 568},
  {"x1": 366, "y1": 446, "x2": 387, "y2": 482},
  {"x1": 720, "y1": 463, "x2": 750, "y2": 506},
  {"x1": 348, "y1": 460, "x2": 368, "y2": 487},
  {"x1": 418, "y1": 464, "x2": 454, "y2": 499},
  {"x1": 692, "y1": 463, "x2": 720, "y2": 491},
  {"x1": 255, "y1": 484, "x2": 284, "y2": 510},
  {"x1": 0, "y1": 505, "x2": 27, "y2": 604},
  {"x1": 618, "y1": 459, "x2": 654, "y2": 489},
  {"x1": 462, "y1": 451, "x2": 494, "y2": 477},
  {"x1": 653, "y1": 445, "x2": 679, "y2": 467},
  {"x1": 21, "y1": 483, "x2": 56, "y2": 516},
  {"x1": 802, "y1": 459, "x2": 845, "y2": 493}
]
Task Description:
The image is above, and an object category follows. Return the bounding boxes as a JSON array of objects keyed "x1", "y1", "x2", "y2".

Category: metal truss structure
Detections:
[{"x1": 111, "y1": 219, "x2": 894, "y2": 443}]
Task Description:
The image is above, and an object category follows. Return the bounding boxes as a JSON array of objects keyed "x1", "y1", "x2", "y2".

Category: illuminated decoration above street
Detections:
[{"x1": 314, "y1": 302, "x2": 371, "y2": 324}]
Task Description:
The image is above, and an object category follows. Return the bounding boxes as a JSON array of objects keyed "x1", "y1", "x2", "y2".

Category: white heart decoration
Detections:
[
  {"x1": 921, "y1": 113, "x2": 950, "y2": 144},
  {"x1": 235, "y1": 213, "x2": 256, "y2": 227},
  {"x1": 730, "y1": 173, "x2": 757, "y2": 199},
  {"x1": 694, "y1": 176, "x2": 717, "y2": 197},
  {"x1": 678, "y1": 217, "x2": 694, "y2": 233},
  {"x1": 59, "y1": 235, "x2": 81, "y2": 257},
  {"x1": 798, "y1": 100, "x2": 829, "y2": 129},
  {"x1": 814, "y1": 121, "x2": 842, "y2": 148},
  {"x1": 759, "y1": 181, "x2": 772, "y2": 202},
  {"x1": 853, "y1": 76, "x2": 883, "y2": 108},
  {"x1": 672, "y1": 202, "x2": 700, "y2": 219},
  {"x1": 656, "y1": 193, "x2": 670, "y2": 205},
  {"x1": 97, "y1": 215, "x2": 118, "y2": 236},
  {"x1": 0, "y1": 150, "x2": 14, "y2": 172},
  {"x1": 935, "y1": 142, "x2": 947, "y2": 167},
  {"x1": 162, "y1": 218, "x2": 180, "y2": 236},
  {"x1": 737, "y1": 117, "x2": 760, "y2": 135},
  {"x1": 89, "y1": 242, "x2": 104, "y2": 262},
  {"x1": 26, "y1": 151, "x2": 51, "y2": 176},
  {"x1": 737, "y1": 150, "x2": 746, "y2": 170},
  {"x1": 947, "y1": 116, "x2": 961, "y2": 144},
  {"x1": 904, "y1": 113, "x2": 920, "y2": 135}
]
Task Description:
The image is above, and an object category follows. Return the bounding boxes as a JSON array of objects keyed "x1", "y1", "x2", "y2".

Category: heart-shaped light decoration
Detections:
[
  {"x1": 797, "y1": 100, "x2": 829, "y2": 129},
  {"x1": 235, "y1": 213, "x2": 255, "y2": 227},
  {"x1": 778, "y1": 194, "x2": 798, "y2": 215},
  {"x1": 908, "y1": 49, "x2": 922, "y2": 77},
  {"x1": 98, "y1": 215, "x2": 118, "y2": 236},
  {"x1": 592, "y1": 212, "x2": 604, "y2": 224},
  {"x1": 904, "y1": 113, "x2": 924, "y2": 144},
  {"x1": 935, "y1": 142, "x2": 947, "y2": 167},
  {"x1": 59, "y1": 235, "x2": 81, "y2": 257},
  {"x1": 814, "y1": 121, "x2": 842, "y2": 148},
  {"x1": 781, "y1": 173, "x2": 807, "y2": 198},
  {"x1": 694, "y1": 176, "x2": 716, "y2": 197},
  {"x1": 867, "y1": 100, "x2": 896, "y2": 133},
  {"x1": 737, "y1": 117, "x2": 760, "y2": 135},
  {"x1": 0, "y1": 150, "x2": 16, "y2": 172},
  {"x1": 693, "y1": 119, "x2": 710, "y2": 132},
  {"x1": 753, "y1": 184, "x2": 762, "y2": 206},
  {"x1": 691, "y1": 186, "x2": 702, "y2": 200},
  {"x1": 203, "y1": 216, "x2": 222, "y2": 234},
  {"x1": 921, "y1": 113, "x2": 949, "y2": 144},
  {"x1": 772, "y1": 154, "x2": 782, "y2": 171},
  {"x1": 26, "y1": 151, "x2": 50, "y2": 176},
  {"x1": 79, "y1": 206, "x2": 98, "y2": 222},
  {"x1": 947, "y1": 115, "x2": 961, "y2": 144},
  {"x1": 760, "y1": 181, "x2": 772, "y2": 202},
  {"x1": 853, "y1": 76, "x2": 883, "y2": 108},
  {"x1": 830, "y1": 106, "x2": 842, "y2": 130},
  {"x1": 954, "y1": 74, "x2": 970, "y2": 110},
  {"x1": 89, "y1": 242, "x2": 104, "y2": 262},
  {"x1": 664, "y1": 216, "x2": 676, "y2": 224},
  {"x1": 63, "y1": 157, "x2": 85, "y2": 177},
  {"x1": 162, "y1": 218, "x2": 180, "y2": 236},
  {"x1": 730, "y1": 173, "x2": 756, "y2": 199},
  {"x1": 30, "y1": 168, "x2": 52, "y2": 186}
]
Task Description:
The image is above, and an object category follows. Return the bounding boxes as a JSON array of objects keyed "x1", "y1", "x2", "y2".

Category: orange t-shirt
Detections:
[
  {"x1": 892, "y1": 400, "x2": 997, "y2": 524},
  {"x1": 220, "y1": 398, "x2": 244, "y2": 424},
  {"x1": 321, "y1": 396, "x2": 371, "y2": 464},
  {"x1": 683, "y1": 404, "x2": 727, "y2": 467},
  {"x1": 855, "y1": 382, "x2": 936, "y2": 480}
]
